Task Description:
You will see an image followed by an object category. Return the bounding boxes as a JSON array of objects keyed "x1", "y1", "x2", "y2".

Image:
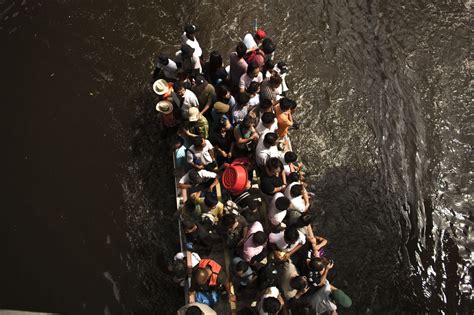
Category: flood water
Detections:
[{"x1": 1, "y1": 0, "x2": 472, "y2": 314}]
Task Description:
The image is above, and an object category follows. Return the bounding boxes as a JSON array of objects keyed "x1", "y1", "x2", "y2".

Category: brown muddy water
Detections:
[{"x1": 0, "y1": 0, "x2": 472, "y2": 314}]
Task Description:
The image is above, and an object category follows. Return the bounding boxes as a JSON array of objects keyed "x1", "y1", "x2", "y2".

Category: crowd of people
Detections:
[{"x1": 152, "y1": 24, "x2": 352, "y2": 315}]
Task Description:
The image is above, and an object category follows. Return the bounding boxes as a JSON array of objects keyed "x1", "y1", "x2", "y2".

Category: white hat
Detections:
[
  {"x1": 153, "y1": 79, "x2": 170, "y2": 95},
  {"x1": 188, "y1": 107, "x2": 199, "y2": 122},
  {"x1": 156, "y1": 100, "x2": 173, "y2": 114}
]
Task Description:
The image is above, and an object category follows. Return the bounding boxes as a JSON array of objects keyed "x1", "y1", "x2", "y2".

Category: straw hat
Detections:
[
  {"x1": 153, "y1": 79, "x2": 170, "y2": 95},
  {"x1": 156, "y1": 100, "x2": 173, "y2": 114},
  {"x1": 213, "y1": 101, "x2": 230, "y2": 113},
  {"x1": 188, "y1": 107, "x2": 200, "y2": 122}
]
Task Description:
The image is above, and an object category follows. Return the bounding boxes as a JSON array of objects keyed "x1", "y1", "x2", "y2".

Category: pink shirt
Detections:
[{"x1": 243, "y1": 221, "x2": 266, "y2": 262}]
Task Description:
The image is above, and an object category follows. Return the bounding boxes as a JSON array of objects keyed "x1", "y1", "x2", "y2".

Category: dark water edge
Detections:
[{"x1": 1, "y1": 0, "x2": 472, "y2": 314}]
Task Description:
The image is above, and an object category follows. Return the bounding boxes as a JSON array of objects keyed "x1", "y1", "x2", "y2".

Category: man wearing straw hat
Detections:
[{"x1": 155, "y1": 100, "x2": 178, "y2": 128}]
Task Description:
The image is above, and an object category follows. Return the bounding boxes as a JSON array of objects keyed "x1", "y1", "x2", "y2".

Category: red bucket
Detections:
[{"x1": 222, "y1": 161, "x2": 248, "y2": 194}]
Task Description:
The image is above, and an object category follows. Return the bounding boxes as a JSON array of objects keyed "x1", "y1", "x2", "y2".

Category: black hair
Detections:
[
  {"x1": 286, "y1": 172, "x2": 300, "y2": 184},
  {"x1": 261, "y1": 112, "x2": 276, "y2": 125},
  {"x1": 262, "y1": 296, "x2": 281, "y2": 313},
  {"x1": 252, "y1": 231, "x2": 267, "y2": 246},
  {"x1": 222, "y1": 213, "x2": 237, "y2": 228},
  {"x1": 170, "y1": 259, "x2": 186, "y2": 278},
  {"x1": 193, "y1": 136, "x2": 203, "y2": 147},
  {"x1": 247, "y1": 200, "x2": 259, "y2": 211},
  {"x1": 182, "y1": 219, "x2": 197, "y2": 231},
  {"x1": 209, "y1": 50, "x2": 223, "y2": 73},
  {"x1": 290, "y1": 276, "x2": 307, "y2": 291},
  {"x1": 295, "y1": 214, "x2": 314, "y2": 228},
  {"x1": 235, "y1": 260, "x2": 249, "y2": 273},
  {"x1": 158, "y1": 53, "x2": 169, "y2": 65},
  {"x1": 266, "y1": 157, "x2": 283, "y2": 171},
  {"x1": 216, "y1": 84, "x2": 231, "y2": 102},
  {"x1": 246, "y1": 61, "x2": 259, "y2": 76},
  {"x1": 284, "y1": 151, "x2": 298, "y2": 163},
  {"x1": 275, "y1": 196, "x2": 290, "y2": 211},
  {"x1": 175, "y1": 136, "x2": 185, "y2": 146},
  {"x1": 204, "y1": 192, "x2": 218, "y2": 207},
  {"x1": 241, "y1": 116, "x2": 253, "y2": 129},
  {"x1": 289, "y1": 99, "x2": 298, "y2": 110},
  {"x1": 188, "y1": 169, "x2": 201, "y2": 185},
  {"x1": 308, "y1": 257, "x2": 325, "y2": 272},
  {"x1": 235, "y1": 92, "x2": 251, "y2": 106},
  {"x1": 261, "y1": 38, "x2": 276, "y2": 54},
  {"x1": 290, "y1": 184, "x2": 303, "y2": 198},
  {"x1": 173, "y1": 81, "x2": 185, "y2": 91},
  {"x1": 284, "y1": 226, "x2": 300, "y2": 244},
  {"x1": 237, "y1": 307, "x2": 257, "y2": 315},
  {"x1": 185, "y1": 306, "x2": 203, "y2": 315},
  {"x1": 269, "y1": 74, "x2": 282, "y2": 88},
  {"x1": 246, "y1": 81, "x2": 260, "y2": 94},
  {"x1": 236, "y1": 42, "x2": 247, "y2": 59},
  {"x1": 260, "y1": 98, "x2": 273, "y2": 110},
  {"x1": 279, "y1": 98, "x2": 293, "y2": 111},
  {"x1": 263, "y1": 132, "x2": 278, "y2": 147}
]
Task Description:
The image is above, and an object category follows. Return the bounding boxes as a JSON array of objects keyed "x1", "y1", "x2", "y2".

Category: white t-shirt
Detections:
[
  {"x1": 186, "y1": 140, "x2": 214, "y2": 165},
  {"x1": 255, "y1": 136, "x2": 281, "y2": 167},
  {"x1": 256, "y1": 118, "x2": 278, "y2": 135},
  {"x1": 257, "y1": 286, "x2": 280, "y2": 315},
  {"x1": 269, "y1": 230, "x2": 306, "y2": 252},
  {"x1": 156, "y1": 59, "x2": 177, "y2": 79},
  {"x1": 178, "y1": 169, "x2": 217, "y2": 185},
  {"x1": 268, "y1": 192, "x2": 288, "y2": 226},
  {"x1": 175, "y1": 50, "x2": 202, "y2": 73},
  {"x1": 239, "y1": 72, "x2": 263, "y2": 90},
  {"x1": 248, "y1": 94, "x2": 260, "y2": 107},
  {"x1": 284, "y1": 182, "x2": 306, "y2": 213},
  {"x1": 173, "y1": 251, "x2": 201, "y2": 267},
  {"x1": 178, "y1": 89, "x2": 200, "y2": 119},
  {"x1": 181, "y1": 33, "x2": 203, "y2": 57}
]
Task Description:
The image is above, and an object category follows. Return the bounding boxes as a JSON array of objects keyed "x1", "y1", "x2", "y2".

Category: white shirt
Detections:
[
  {"x1": 255, "y1": 136, "x2": 281, "y2": 167},
  {"x1": 178, "y1": 169, "x2": 217, "y2": 185},
  {"x1": 186, "y1": 140, "x2": 214, "y2": 165},
  {"x1": 248, "y1": 94, "x2": 260, "y2": 107},
  {"x1": 181, "y1": 33, "x2": 203, "y2": 57},
  {"x1": 173, "y1": 251, "x2": 201, "y2": 267},
  {"x1": 156, "y1": 59, "x2": 177, "y2": 79},
  {"x1": 269, "y1": 230, "x2": 306, "y2": 252},
  {"x1": 243, "y1": 33, "x2": 258, "y2": 50},
  {"x1": 256, "y1": 118, "x2": 278, "y2": 135},
  {"x1": 175, "y1": 51, "x2": 202, "y2": 73},
  {"x1": 257, "y1": 287, "x2": 280, "y2": 315},
  {"x1": 239, "y1": 72, "x2": 263, "y2": 90},
  {"x1": 268, "y1": 192, "x2": 287, "y2": 226},
  {"x1": 177, "y1": 89, "x2": 200, "y2": 119},
  {"x1": 284, "y1": 182, "x2": 306, "y2": 213}
]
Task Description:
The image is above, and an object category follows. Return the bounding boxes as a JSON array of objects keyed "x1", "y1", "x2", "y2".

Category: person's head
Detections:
[
  {"x1": 284, "y1": 226, "x2": 300, "y2": 244},
  {"x1": 263, "y1": 132, "x2": 278, "y2": 147},
  {"x1": 184, "y1": 24, "x2": 197, "y2": 38},
  {"x1": 252, "y1": 231, "x2": 267, "y2": 246},
  {"x1": 188, "y1": 169, "x2": 203, "y2": 185},
  {"x1": 246, "y1": 81, "x2": 260, "y2": 95},
  {"x1": 284, "y1": 151, "x2": 298, "y2": 164},
  {"x1": 180, "y1": 44, "x2": 195, "y2": 58},
  {"x1": 204, "y1": 192, "x2": 218, "y2": 208},
  {"x1": 174, "y1": 136, "x2": 185, "y2": 149},
  {"x1": 236, "y1": 41, "x2": 247, "y2": 59},
  {"x1": 266, "y1": 157, "x2": 283, "y2": 176},
  {"x1": 264, "y1": 60, "x2": 275, "y2": 73},
  {"x1": 286, "y1": 172, "x2": 300, "y2": 184},
  {"x1": 241, "y1": 116, "x2": 253, "y2": 130},
  {"x1": 290, "y1": 184, "x2": 303, "y2": 198},
  {"x1": 235, "y1": 92, "x2": 250, "y2": 107},
  {"x1": 269, "y1": 74, "x2": 282, "y2": 89},
  {"x1": 235, "y1": 260, "x2": 250, "y2": 276},
  {"x1": 222, "y1": 213, "x2": 237, "y2": 229},
  {"x1": 246, "y1": 61, "x2": 260, "y2": 78},
  {"x1": 195, "y1": 267, "x2": 209, "y2": 285},
  {"x1": 255, "y1": 28, "x2": 266, "y2": 41},
  {"x1": 193, "y1": 74, "x2": 207, "y2": 87},
  {"x1": 176, "y1": 68, "x2": 188, "y2": 81},
  {"x1": 192, "y1": 136, "x2": 205, "y2": 148},
  {"x1": 169, "y1": 259, "x2": 186, "y2": 278},
  {"x1": 296, "y1": 214, "x2": 314, "y2": 228},
  {"x1": 182, "y1": 219, "x2": 197, "y2": 232},
  {"x1": 216, "y1": 84, "x2": 231, "y2": 101},
  {"x1": 185, "y1": 305, "x2": 203, "y2": 315},
  {"x1": 308, "y1": 257, "x2": 326, "y2": 272},
  {"x1": 217, "y1": 116, "x2": 231, "y2": 131},
  {"x1": 158, "y1": 53, "x2": 169, "y2": 65},
  {"x1": 289, "y1": 99, "x2": 298, "y2": 111},
  {"x1": 261, "y1": 112, "x2": 276, "y2": 127},
  {"x1": 209, "y1": 50, "x2": 223, "y2": 71},
  {"x1": 173, "y1": 81, "x2": 186, "y2": 97},
  {"x1": 275, "y1": 196, "x2": 290, "y2": 211},
  {"x1": 279, "y1": 98, "x2": 293, "y2": 112},
  {"x1": 262, "y1": 296, "x2": 281, "y2": 314},
  {"x1": 259, "y1": 98, "x2": 273, "y2": 112},
  {"x1": 247, "y1": 200, "x2": 259, "y2": 212},
  {"x1": 261, "y1": 38, "x2": 276, "y2": 55},
  {"x1": 290, "y1": 276, "x2": 308, "y2": 291}
]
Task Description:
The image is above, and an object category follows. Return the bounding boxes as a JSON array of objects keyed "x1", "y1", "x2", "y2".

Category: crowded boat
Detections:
[{"x1": 151, "y1": 23, "x2": 352, "y2": 315}]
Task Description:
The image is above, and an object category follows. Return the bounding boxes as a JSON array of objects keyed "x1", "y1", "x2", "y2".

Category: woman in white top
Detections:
[{"x1": 239, "y1": 61, "x2": 263, "y2": 92}]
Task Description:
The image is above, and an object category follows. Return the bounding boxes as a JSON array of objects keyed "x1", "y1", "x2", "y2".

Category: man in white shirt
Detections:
[
  {"x1": 156, "y1": 53, "x2": 177, "y2": 80},
  {"x1": 256, "y1": 112, "x2": 278, "y2": 135},
  {"x1": 269, "y1": 226, "x2": 306, "y2": 262},
  {"x1": 284, "y1": 182, "x2": 310, "y2": 213},
  {"x1": 268, "y1": 192, "x2": 290, "y2": 228},
  {"x1": 257, "y1": 286, "x2": 283, "y2": 315},
  {"x1": 255, "y1": 132, "x2": 282, "y2": 168},
  {"x1": 186, "y1": 136, "x2": 215, "y2": 170},
  {"x1": 175, "y1": 44, "x2": 202, "y2": 75},
  {"x1": 181, "y1": 24, "x2": 202, "y2": 58},
  {"x1": 173, "y1": 81, "x2": 200, "y2": 119}
]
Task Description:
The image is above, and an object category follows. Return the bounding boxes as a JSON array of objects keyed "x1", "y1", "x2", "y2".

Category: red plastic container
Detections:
[{"x1": 222, "y1": 161, "x2": 248, "y2": 194}]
